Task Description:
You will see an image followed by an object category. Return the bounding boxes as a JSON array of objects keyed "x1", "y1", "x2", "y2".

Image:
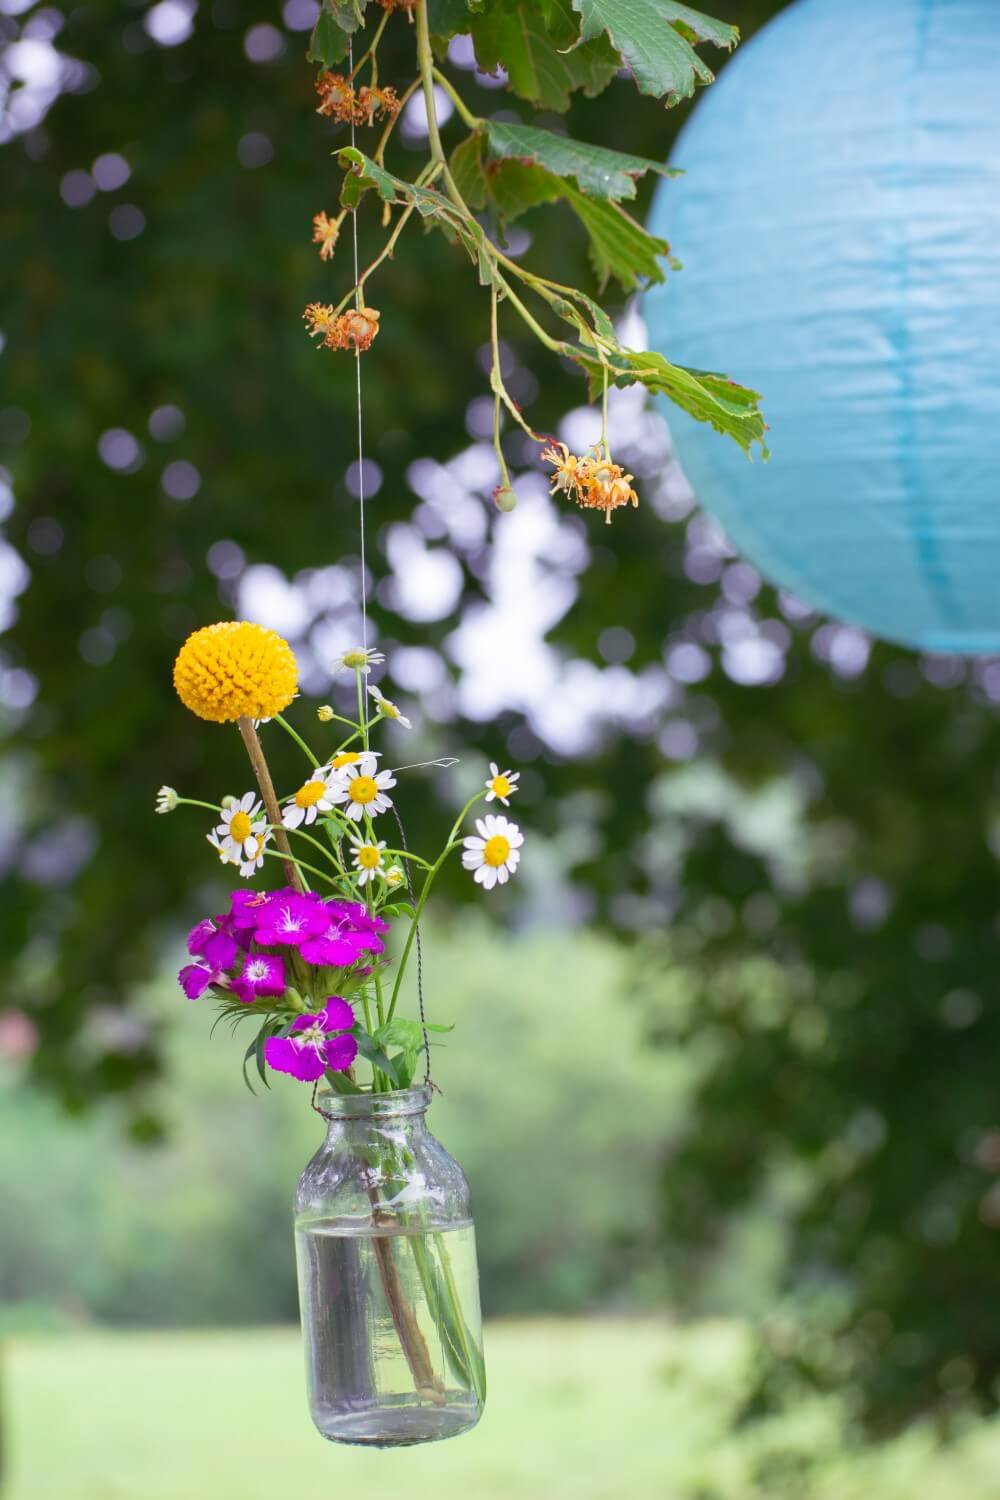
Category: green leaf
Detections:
[
  {"x1": 483, "y1": 121, "x2": 680, "y2": 202},
  {"x1": 562, "y1": 184, "x2": 670, "y2": 290},
  {"x1": 337, "y1": 146, "x2": 402, "y2": 209},
  {"x1": 355, "y1": 1030, "x2": 401, "y2": 1087},
  {"x1": 423, "y1": 1022, "x2": 455, "y2": 1034},
  {"x1": 427, "y1": 0, "x2": 477, "y2": 35},
  {"x1": 392, "y1": 1049, "x2": 418, "y2": 1089},
  {"x1": 375, "y1": 1018, "x2": 424, "y2": 1051},
  {"x1": 307, "y1": 8, "x2": 351, "y2": 66},
  {"x1": 450, "y1": 133, "x2": 489, "y2": 211},
  {"x1": 447, "y1": 139, "x2": 669, "y2": 291},
  {"x1": 470, "y1": 0, "x2": 620, "y2": 112},
  {"x1": 570, "y1": 0, "x2": 739, "y2": 106},
  {"x1": 577, "y1": 347, "x2": 768, "y2": 457},
  {"x1": 326, "y1": 1070, "x2": 364, "y2": 1094}
]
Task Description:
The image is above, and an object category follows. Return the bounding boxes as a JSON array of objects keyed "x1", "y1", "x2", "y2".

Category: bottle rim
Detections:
[{"x1": 314, "y1": 1085, "x2": 432, "y2": 1120}]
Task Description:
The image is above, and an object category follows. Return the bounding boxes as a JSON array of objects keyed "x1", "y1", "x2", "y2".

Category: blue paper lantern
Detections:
[{"x1": 644, "y1": 0, "x2": 1000, "y2": 653}]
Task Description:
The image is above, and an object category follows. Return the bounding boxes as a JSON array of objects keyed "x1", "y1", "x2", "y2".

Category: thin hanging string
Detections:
[
  {"x1": 348, "y1": 39, "x2": 368, "y2": 655},
  {"x1": 348, "y1": 41, "x2": 430, "y2": 1089},
  {"x1": 391, "y1": 804, "x2": 433, "y2": 1089}
]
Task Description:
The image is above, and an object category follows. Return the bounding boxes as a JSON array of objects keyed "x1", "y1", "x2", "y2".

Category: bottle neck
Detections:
[{"x1": 315, "y1": 1086, "x2": 432, "y2": 1142}]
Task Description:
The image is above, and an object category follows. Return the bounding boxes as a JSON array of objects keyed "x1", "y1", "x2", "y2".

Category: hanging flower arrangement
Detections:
[{"x1": 163, "y1": 619, "x2": 524, "y2": 1096}]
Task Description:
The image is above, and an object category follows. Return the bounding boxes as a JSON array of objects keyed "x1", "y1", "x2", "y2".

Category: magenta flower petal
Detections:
[
  {"x1": 322, "y1": 1033, "x2": 358, "y2": 1072},
  {"x1": 318, "y1": 996, "x2": 355, "y2": 1032},
  {"x1": 179, "y1": 963, "x2": 215, "y2": 1000},
  {"x1": 229, "y1": 889, "x2": 273, "y2": 932},
  {"x1": 299, "y1": 931, "x2": 368, "y2": 966},
  {"x1": 199, "y1": 927, "x2": 238, "y2": 970},
  {"x1": 187, "y1": 919, "x2": 217, "y2": 957},
  {"x1": 253, "y1": 893, "x2": 331, "y2": 947},
  {"x1": 263, "y1": 1033, "x2": 327, "y2": 1082}
]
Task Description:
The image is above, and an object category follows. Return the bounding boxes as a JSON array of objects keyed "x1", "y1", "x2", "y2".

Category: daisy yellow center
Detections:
[
  {"x1": 357, "y1": 845, "x2": 381, "y2": 869},
  {"x1": 483, "y1": 834, "x2": 511, "y2": 867},
  {"x1": 330, "y1": 752, "x2": 362, "y2": 769},
  {"x1": 490, "y1": 775, "x2": 511, "y2": 799},
  {"x1": 342, "y1": 650, "x2": 370, "y2": 668},
  {"x1": 229, "y1": 811, "x2": 252, "y2": 842},
  {"x1": 382, "y1": 701, "x2": 400, "y2": 719},
  {"x1": 295, "y1": 780, "x2": 327, "y2": 809},
  {"x1": 350, "y1": 775, "x2": 378, "y2": 805}
]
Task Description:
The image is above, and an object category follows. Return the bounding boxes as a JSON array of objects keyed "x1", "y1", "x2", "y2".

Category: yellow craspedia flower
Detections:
[{"x1": 173, "y1": 621, "x2": 298, "y2": 724}]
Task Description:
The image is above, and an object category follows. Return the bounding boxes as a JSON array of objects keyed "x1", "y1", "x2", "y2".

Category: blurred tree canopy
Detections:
[{"x1": 5, "y1": 0, "x2": 1000, "y2": 1435}]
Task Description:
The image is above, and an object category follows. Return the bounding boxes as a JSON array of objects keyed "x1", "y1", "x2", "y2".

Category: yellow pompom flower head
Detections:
[{"x1": 173, "y1": 621, "x2": 299, "y2": 724}]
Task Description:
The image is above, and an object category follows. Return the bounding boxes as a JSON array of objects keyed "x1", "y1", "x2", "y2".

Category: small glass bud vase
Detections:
[{"x1": 295, "y1": 1086, "x2": 486, "y2": 1447}]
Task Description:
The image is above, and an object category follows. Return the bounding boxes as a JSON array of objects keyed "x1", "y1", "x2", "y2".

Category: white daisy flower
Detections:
[
  {"x1": 349, "y1": 833, "x2": 387, "y2": 886},
  {"x1": 155, "y1": 785, "x2": 178, "y2": 814},
  {"x1": 215, "y1": 791, "x2": 268, "y2": 863},
  {"x1": 368, "y1": 683, "x2": 412, "y2": 730},
  {"x1": 207, "y1": 831, "x2": 235, "y2": 866},
  {"x1": 484, "y1": 762, "x2": 520, "y2": 807},
  {"x1": 237, "y1": 829, "x2": 270, "y2": 878},
  {"x1": 462, "y1": 814, "x2": 524, "y2": 891},
  {"x1": 325, "y1": 748, "x2": 382, "y2": 777},
  {"x1": 329, "y1": 761, "x2": 397, "y2": 822},
  {"x1": 334, "y1": 646, "x2": 385, "y2": 674},
  {"x1": 384, "y1": 865, "x2": 405, "y2": 890},
  {"x1": 282, "y1": 768, "x2": 341, "y2": 830}
]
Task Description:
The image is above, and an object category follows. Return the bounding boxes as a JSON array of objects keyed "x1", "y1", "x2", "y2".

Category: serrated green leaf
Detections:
[
  {"x1": 570, "y1": 0, "x2": 738, "y2": 106},
  {"x1": 470, "y1": 0, "x2": 619, "y2": 112},
  {"x1": 562, "y1": 184, "x2": 670, "y2": 290},
  {"x1": 447, "y1": 141, "x2": 668, "y2": 292},
  {"x1": 483, "y1": 121, "x2": 680, "y2": 202},
  {"x1": 576, "y1": 346, "x2": 768, "y2": 457}
]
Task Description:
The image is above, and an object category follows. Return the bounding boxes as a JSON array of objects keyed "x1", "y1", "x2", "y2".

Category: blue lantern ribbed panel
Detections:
[{"x1": 644, "y1": 0, "x2": 1000, "y2": 652}]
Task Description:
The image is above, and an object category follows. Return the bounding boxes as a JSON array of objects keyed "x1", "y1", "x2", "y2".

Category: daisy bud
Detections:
[
  {"x1": 317, "y1": 705, "x2": 335, "y2": 722},
  {"x1": 493, "y1": 483, "x2": 518, "y2": 512},
  {"x1": 221, "y1": 794, "x2": 238, "y2": 811},
  {"x1": 155, "y1": 785, "x2": 179, "y2": 814}
]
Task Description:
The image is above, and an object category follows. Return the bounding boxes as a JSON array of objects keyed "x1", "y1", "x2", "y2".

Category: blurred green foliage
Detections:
[
  {"x1": 0, "y1": 921, "x2": 687, "y2": 1324},
  {"x1": 5, "y1": 0, "x2": 1000, "y2": 1440}
]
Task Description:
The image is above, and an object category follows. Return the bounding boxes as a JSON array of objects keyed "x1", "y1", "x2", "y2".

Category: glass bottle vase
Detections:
[{"x1": 294, "y1": 1085, "x2": 486, "y2": 1447}]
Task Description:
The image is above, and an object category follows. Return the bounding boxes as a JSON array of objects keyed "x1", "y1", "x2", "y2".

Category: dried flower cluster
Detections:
[
  {"x1": 312, "y1": 211, "x2": 340, "y2": 261},
  {"x1": 315, "y1": 72, "x2": 401, "y2": 126},
  {"x1": 541, "y1": 442, "x2": 639, "y2": 525},
  {"x1": 303, "y1": 302, "x2": 381, "y2": 353}
]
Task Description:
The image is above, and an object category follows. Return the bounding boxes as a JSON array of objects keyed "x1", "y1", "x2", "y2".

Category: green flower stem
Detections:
[
  {"x1": 386, "y1": 790, "x2": 486, "y2": 1021},
  {"x1": 490, "y1": 283, "x2": 541, "y2": 442},
  {"x1": 176, "y1": 798, "x2": 222, "y2": 814},
  {"x1": 355, "y1": 667, "x2": 369, "y2": 753},
  {"x1": 261, "y1": 843, "x2": 336, "y2": 890},
  {"x1": 430, "y1": 66, "x2": 480, "y2": 131},
  {"x1": 349, "y1": 4, "x2": 389, "y2": 84},
  {"x1": 285, "y1": 824, "x2": 342, "y2": 871},
  {"x1": 334, "y1": 196, "x2": 423, "y2": 317},
  {"x1": 274, "y1": 713, "x2": 320, "y2": 768},
  {"x1": 237, "y1": 716, "x2": 302, "y2": 892},
  {"x1": 415, "y1": 0, "x2": 446, "y2": 168},
  {"x1": 373, "y1": 76, "x2": 420, "y2": 167}
]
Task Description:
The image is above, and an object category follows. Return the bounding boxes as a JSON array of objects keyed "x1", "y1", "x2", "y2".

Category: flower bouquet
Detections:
[{"x1": 162, "y1": 620, "x2": 524, "y2": 1444}]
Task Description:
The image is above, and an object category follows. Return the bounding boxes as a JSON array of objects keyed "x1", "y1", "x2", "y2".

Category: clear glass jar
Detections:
[{"x1": 294, "y1": 1085, "x2": 486, "y2": 1447}]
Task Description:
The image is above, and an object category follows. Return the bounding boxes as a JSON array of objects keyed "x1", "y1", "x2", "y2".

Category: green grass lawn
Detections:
[{"x1": 7, "y1": 1320, "x2": 1000, "y2": 1500}]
